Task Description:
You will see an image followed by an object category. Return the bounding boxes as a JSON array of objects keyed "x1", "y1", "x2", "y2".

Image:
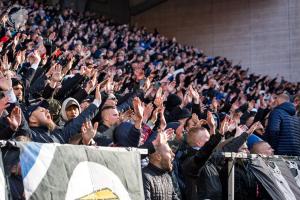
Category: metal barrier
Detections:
[{"x1": 222, "y1": 152, "x2": 300, "y2": 200}]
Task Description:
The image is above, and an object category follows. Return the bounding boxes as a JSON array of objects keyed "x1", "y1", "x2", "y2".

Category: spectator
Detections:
[
  {"x1": 264, "y1": 93, "x2": 300, "y2": 156},
  {"x1": 142, "y1": 132, "x2": 179, "y2": 200},
  {"x1": 0, "y1": 1, "x2": 299, "y2": 199}
]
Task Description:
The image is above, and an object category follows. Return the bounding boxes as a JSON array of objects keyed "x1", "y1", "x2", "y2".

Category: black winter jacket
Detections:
[
  {"x1": 181, "y1": 132, "x2": 223, "y2": 200},
  {"x1": 15, "y1": 102, "x2": 98, "y2": 143},
  {"x1": 143, "y1": 163, "x2": 179, "y2": 200}
]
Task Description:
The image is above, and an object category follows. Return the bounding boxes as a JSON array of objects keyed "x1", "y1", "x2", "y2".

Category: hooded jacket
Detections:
[
  {"x1": 15, "y1": 101, "x2": 99, "y2": 144},
  {"x1": 60, "y1": 97, "x2": 81, "y2": 122},
  {"x1": 265, "y1": 102, "x2": 300, "y2": 156}
]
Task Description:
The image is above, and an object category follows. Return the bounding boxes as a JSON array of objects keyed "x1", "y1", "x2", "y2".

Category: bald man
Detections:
[
  {"x1": 98, "y1": 106, "x2": 119, "y2": 132},
  {"x1": 143, "y1": 142, "x2": 179, "y2": 200},
  {"x1": 265, "y1": 93, "x2": 300, "y2": 156}
]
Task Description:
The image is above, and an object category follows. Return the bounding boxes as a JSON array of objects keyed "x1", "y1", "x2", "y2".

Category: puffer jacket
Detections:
[{"x1": 265, "y1": 102, "x2": 300, "y2": 156}]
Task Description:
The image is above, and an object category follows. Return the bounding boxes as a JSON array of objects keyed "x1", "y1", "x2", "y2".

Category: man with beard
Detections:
[
  {"x1": 12, "y1": 85, "x2": 102, "y2": 143},
  {"x1": 142, "y1": 134, "x2": 179, "y2": 200}
]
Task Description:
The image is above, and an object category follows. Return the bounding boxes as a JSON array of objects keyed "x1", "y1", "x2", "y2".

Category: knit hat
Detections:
[
  {"x1": 247, "y1": 134, "x2": 263, "y2": 150},
  {"x1": 165, "y1": 94, "x2": 182, "y2": 111},
  {"x1": 25, "y1": 100, "x2": 49, "y2": 122},
  {"x1": 174, "y1": 108, "x2": 192, "y2": 121},
  {"x1": 166, "y1": 122, "x2": 180, "y2": 131}
]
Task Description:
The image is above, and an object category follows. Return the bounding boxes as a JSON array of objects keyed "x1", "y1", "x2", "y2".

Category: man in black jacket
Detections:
[
  {"x1": 143, "y1": 134, "x2": 179, "y2": 200},
  {"x1": 13, "y1": 85, "x2": 102, "y2": 143},
  {"x1": 181, "y1": 127, "x2": 223, "y2": 200}
]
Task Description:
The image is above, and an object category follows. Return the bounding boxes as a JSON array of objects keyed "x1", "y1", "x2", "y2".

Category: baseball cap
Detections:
[{"x1": 25, "y1": 100, "x2": 49, "y2": 122}]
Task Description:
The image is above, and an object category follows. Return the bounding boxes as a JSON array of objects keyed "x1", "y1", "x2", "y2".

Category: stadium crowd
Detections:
[{"x1": 0, "y1": 0, "x2": 300, "y2": 199}]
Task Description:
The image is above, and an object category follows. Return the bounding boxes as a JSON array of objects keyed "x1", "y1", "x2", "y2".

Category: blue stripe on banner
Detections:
[{"x1": 20, "y1": 143, "x2": 43, "y2": 178}]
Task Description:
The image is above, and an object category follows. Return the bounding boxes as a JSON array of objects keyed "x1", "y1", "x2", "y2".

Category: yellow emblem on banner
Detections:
[{"x1": 79, "y1": 188, "x2": 119, "y2": 200}]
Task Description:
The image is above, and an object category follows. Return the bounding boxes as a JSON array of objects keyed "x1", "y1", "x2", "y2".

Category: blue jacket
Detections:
[{"x1": 265, "y1": 102, "x2": 300, "y2": 156}]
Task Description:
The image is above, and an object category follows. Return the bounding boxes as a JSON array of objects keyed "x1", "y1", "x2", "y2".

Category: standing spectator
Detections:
[
  {"x1": 265, "y1": 93, "x2": 300, "y2": 156},
  {"x1": 142, "y1": 132, "x2": 179, "y2": 200}
]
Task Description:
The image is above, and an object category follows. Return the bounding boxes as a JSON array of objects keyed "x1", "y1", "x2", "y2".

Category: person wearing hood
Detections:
[
  {"x1": 13, "y1": 85, "x2": 102, "y2": 144},
  {"x1": 264, "y1": 93, "x2": 300, "y2": 156},
  {"x1": 60, "y1": 97, "x2": 81, "y2": 126},
  {"x1": 59, "y1": 97, "x2": 83, "y2": 144}
]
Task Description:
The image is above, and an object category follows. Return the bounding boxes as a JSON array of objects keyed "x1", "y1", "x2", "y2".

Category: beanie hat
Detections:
[
  {"x1": 165, "y1": 94, "x2": 182, "y2": 110},
  {"x1": 247, "y1": 134, "x2": 263, "y2": 150}
]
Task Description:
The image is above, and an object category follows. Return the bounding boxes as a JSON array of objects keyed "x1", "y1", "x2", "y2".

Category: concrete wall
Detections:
[
  {"x1": 132, "y1": 0, "x2": 300, "y2": 82},
  {"x1": 85, "y1": 0, "x2": 130, "y2": 24}
]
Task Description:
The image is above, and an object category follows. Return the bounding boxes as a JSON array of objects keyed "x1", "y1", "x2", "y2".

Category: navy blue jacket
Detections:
[
  {"x1": 265, "y1": 102, "x2": 300, "y2": 156},
  {"x1": 16, "y1": 103, "x2": 99, "y2": 143}
]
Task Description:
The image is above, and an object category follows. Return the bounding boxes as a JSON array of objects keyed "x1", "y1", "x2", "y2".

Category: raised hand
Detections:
[
  {"x1": 31, "y1": 50, "x2": 41, "y2": 64},
  {"x1": 156, "y1": 87, "x2": 163, "y2": 98},
  {"x1": 81, "y1": 121, "x2": 98, "y2": 145},
  {"x1": 94, "y1": 84, "x2": 102, "y2": 103},
  {"x1": 182, "y1": 91, "x2": 192, "y2": 106},
  {"x1": 211, "y1": 98, "x2": 219, "y2": 112},
  {"x1": 0, "y1": 96, "x2": 9, "y2": 115},
  {"x1": 152, "y1": 130, "x2": 166, "y2": 148},
  {"x1": 62, "y1": 56, "x2": 75, "y2": 76},
  {"x1": 189, "y1": 85, "x2": 200, "y2": 104},
  {"x1": 15, "y1": 51, "x2": 23, "y2": 67},
  {"x1": 235, "y1": 125, "x2": 248, "y2": 137},
  {"x1": 255, "y1": 122, "x2": 265, "y2": 135},
  {"x1": 13, "y1": 33, "x2": 20, "y2": 47},
  {"x1": 143, "y1": 103, "x2": 154, "y2": 123},
  {"x1": 50, "y1": 64, "x2": 63, "y2": 82},
  {"x1": 167, "y1": 81, "x2": 176, "y2": 93},
  {"x1": 220, "y1": 115, "x2": 230, "y2": 135},
  {"x1": 191, "y1": 113, "x2": 207, "y2": 127},
  {"x1": 159, "y1": 106, "x2": 166, "y2": 131},
  {"x1": 133, "y1": 97, "x2": 144, "y2": 120},
  {"x1": 1, "y1": 14, "x2": 8, "y2": 24},
  {"x1": 143, "y1": 77, "x2": 151, "y2": 91},
  {"x1": 154, "y1": 96, "x2": 164, "y2": 108},
  {"x1": 175, "y1": 124, "x2": 185, "y2": 142},
  {"x1": 0, "y1": 53, "x2": 11, "y2": 71},
  {"x1": 247, "y1": 121, "x2": 264, "y2": 135},
  {"x1": 46, "y1": 63, "x2": 57, "y2": 78},
  {"x1": 0, "y1": 72, "x2": 12, "y2": 91},
  {"x1": 207, "y1": 111, "x2": 216, "y2": 129},
  {"x1": 104, "y1": 78, "x2": 114, "y2": 94},
  {"x1": 48, "y1": 32, "x2": 56, "y2": 41},
  {"x1": 165, "y1": 128, "x2": 175, "y2": 141},
  {"x1": 85, "y1": 72, "x2": 98, "y2": 94},
  {"x1": 7, "y1": 106, "x2": 22, "y2": 131},
  {"x1": 149, "y1": 107, "x2": 159, "y2": 124},
  {"x1": 119, "y1": 109, "x2": 134, "y2": 122}
]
